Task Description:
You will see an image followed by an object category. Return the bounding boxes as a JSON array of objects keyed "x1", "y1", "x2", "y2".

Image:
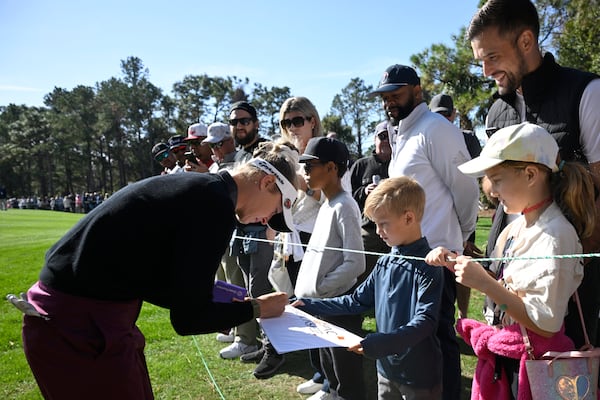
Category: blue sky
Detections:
[{"x1": 1, "y1": 1, "x2": 480, "y2": 120}]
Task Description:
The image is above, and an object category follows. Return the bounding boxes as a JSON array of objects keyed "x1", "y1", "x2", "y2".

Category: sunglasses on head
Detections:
[
  {"x1": 377, "y1": 132, "x2": 389, "y2": 141},
  {"x1": 280, "y1": 116, "x2": 310, "y2": 129},
  {"x1": 154, "y1": 152, "x2": 169, "y2": 162},
  {"x1": 228, "y1": 118, "x2": 253, "y2": 126}
]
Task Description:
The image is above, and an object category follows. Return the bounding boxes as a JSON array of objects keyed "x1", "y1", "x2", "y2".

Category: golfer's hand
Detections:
[
  {"x1": 290, "y1": 299, "x2": 304, "y2": 307},
  {"x1": 255, "y1": 292, "x2": 288, "y2": 318}
]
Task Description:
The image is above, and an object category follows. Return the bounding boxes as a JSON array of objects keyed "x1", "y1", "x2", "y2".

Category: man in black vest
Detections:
[{"x1": 468, "y1": 0, "x2": 600, "y2": 348}]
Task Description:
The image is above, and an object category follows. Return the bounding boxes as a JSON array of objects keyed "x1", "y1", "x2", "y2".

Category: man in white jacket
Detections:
[{"x1": 368, "y1": 64, "x2": 479, "y2": 400}]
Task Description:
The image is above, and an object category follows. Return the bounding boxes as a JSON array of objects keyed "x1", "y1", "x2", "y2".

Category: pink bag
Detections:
[{"x1": 524, "y1": 292, "x2": 600, "y2": 400}]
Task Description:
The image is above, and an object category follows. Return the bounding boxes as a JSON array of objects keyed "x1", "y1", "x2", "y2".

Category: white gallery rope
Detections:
[{"x1": 233, "y1": 235, "x2": 600, "y2": 263}]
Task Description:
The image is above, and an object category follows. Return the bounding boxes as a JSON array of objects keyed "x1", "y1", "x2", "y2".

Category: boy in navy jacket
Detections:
[{"x1": 294, "y1": 176, "x2": 443, "y2": 399}]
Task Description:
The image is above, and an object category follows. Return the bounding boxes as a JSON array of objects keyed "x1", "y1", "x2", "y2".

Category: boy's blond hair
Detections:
[{"x1": 364, "y1": 176, "x2": 425, "y2": 221}]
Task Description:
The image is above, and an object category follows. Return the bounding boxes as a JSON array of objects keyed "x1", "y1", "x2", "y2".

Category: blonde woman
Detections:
[{"x1": 244, "y1": 97, "x2": 330, "y2": 390}]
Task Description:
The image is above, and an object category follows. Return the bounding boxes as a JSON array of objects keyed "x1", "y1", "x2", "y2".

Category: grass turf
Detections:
[{"x1": 0, "y1": 209, "x2": 489, "y2": 399}]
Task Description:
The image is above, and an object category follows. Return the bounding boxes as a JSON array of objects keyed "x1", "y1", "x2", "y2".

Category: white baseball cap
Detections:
[
  {"x1": 202, "y1": 122, "x2": 231, "y2": 144},
  {"x1": 185, "y1": 123, "x2": 208, "y2": 140},
  {"x1": 458, "y1": 122, "x2": 559, "y2": 177}
]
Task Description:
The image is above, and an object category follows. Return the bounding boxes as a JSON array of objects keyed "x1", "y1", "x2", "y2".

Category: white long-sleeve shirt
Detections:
[
  {"x1": 294, "y1": 190, "x2": 365, "y2": 298},
  {"x1": 388, "y1": 102, "x2": 478, "y2": 251}
]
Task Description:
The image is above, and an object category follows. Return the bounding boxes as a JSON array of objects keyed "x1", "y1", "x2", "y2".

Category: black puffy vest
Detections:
[
  {"x1": 485, "y1": 53, "x2": 599, "y2": 257},
  {"x1": 487, "y1": 53, "x2": 598, "y2": 163}
]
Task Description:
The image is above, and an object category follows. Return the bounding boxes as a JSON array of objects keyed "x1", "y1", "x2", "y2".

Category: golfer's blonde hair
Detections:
[
  {"x1": 235, "y1": 141, "x2": 299, "y2": 192},
  {"x1": 364, "y1": 176, "x2": 425, "y2": 221}
]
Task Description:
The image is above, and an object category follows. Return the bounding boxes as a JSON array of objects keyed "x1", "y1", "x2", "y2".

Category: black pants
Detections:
[
  {"x1": 318, "y1": 313, "x2": 365, "y2": 400},
  {"x1": 565, "y1": 257, "x2": 600, "y2": 348},
  {"x1": 438, "y1": 268, "x2": 462, "y2": 400},
  {"x1": 496, "y1": 355, "x2": 519, "y2": 399}
]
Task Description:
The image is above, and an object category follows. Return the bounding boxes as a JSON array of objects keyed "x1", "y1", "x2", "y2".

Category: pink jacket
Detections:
[{"x1": 456, "y1": 318, "x2": 574, "y2": 400}]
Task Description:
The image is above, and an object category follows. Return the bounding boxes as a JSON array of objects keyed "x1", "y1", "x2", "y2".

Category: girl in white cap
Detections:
[{"x1": 426, "y1": 122, "x2": 596, "y2": 399}]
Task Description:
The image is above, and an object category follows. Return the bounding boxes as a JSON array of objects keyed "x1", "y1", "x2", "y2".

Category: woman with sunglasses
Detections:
[
  {"x1": 273, "y1": 96, "x2": 325, "y2": 289},
  {"x1": 278, "y1": 97, "x2": 333, "y2": 396},
  {"x1": 241, "y1": 97, "x2": 329, "y2": 387}
]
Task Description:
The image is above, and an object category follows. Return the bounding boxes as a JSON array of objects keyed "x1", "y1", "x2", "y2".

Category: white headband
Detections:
[{"x1": 248, "y1": 158, "x2": 297, "y2": 232}]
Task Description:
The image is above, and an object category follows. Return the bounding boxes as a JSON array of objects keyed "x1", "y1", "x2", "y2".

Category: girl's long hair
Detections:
[{"x1": 551, "y1": 161, "x2": 596, "y2": 239}]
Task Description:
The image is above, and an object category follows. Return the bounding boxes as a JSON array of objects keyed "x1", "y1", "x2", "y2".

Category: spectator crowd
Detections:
[{"x1": 8, "y1": 1, "x2": 600, "y2": 399}]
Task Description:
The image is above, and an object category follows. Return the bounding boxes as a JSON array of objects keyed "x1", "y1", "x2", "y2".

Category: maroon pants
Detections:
[{"x1": 23, "y1": 281, "x2": 153, "y2": 400}]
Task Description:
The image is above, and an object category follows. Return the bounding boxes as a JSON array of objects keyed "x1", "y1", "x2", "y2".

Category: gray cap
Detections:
[
  {"x1": 202, "y1": 122, "x2": 231, "y2": 144},
  {"x1": 429, "y1": 94, "x2": 454, "y2": 114}
]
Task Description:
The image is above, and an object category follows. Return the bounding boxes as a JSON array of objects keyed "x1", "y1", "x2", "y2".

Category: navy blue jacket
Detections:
[{"x1": 299, "y1": 237, "x2": 443, "y2": 389}]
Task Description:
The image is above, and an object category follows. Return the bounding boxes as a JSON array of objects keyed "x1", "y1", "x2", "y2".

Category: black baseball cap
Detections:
[
  {"x1": 151, "y1": 142, "x2": 169, "y2": 158},
  {"x1": 430, "y1": 94, "x2": 454, "y2": 114},
  {"x1": 368, "y1": 64, "x2": 421, "y2": 98},
  {"x1": 229, "y1": 101, "x2": 257, "y2": 119},
  {"x1": 299, "y1": 137, "x2": 349, "y2": 166},
  {"x1": 168, "y1": 135, "x2": 187, "y2": 151}
]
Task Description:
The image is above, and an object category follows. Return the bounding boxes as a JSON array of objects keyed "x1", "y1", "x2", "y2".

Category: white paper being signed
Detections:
[{"x1": 258, "y1": 305, "x2": 364, "y2": 354}]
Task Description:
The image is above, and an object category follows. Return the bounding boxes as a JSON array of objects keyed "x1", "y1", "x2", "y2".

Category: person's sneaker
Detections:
[
  {"x1": 307, "y1": 390, "x2": 335, "y2": 400},
  {"x1": 297, "y1": 379, "x2": 324, "y2": 394},
  {"x1": 215, "y1": 331, "x2": 235, "y2": 343},
  {"x1": 219, "y1": 342, "x2": 258, "y2": 359},
  {"x1": 240, "y1": 347, "x2": 265, "y2": 363},
  {"x1": 252, "y1": 351, "x2": 285, "y2": 379}
]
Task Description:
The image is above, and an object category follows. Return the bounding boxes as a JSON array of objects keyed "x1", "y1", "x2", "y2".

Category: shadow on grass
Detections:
[
  {"x1": 257, "y1": 326, "x2": 476, "y2": 399},
  {"x1": 268, "y1": 326, "x2": 380, "y2": 399}
]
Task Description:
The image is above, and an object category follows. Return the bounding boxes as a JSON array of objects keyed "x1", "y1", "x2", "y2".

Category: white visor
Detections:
[{"x1": 248, "y1": 158, "x2": 297, "y2": 232}]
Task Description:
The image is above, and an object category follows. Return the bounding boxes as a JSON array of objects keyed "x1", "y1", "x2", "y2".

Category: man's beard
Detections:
[
  {"x1": 497, "y1": 47, "x2": 528, "y2": 95},
  {"x1": 235, "y1": 127, "x2": 258, "y2": 146},
  {"x1": 386, "y1": 95, "x2": 416, "y2": 125}
]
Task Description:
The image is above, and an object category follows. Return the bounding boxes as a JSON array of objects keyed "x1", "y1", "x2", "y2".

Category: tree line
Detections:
[{"x1": 0, "y1": 0, "x2": 596, "y2": 198}]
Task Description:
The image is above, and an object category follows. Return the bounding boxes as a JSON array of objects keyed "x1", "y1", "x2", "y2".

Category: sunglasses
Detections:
[
  {"x1": 187, "y1": 139, "x2": 205, "y2": 146},
  {"x1": 154, "y1": 152, "x2": 169, "y2": 162},
  {"x1": 209, "y1": 140, "x2": 227, "y2": 149},
  {"x1": 228, "y1": 118, "x2": 253, "y2": 126},
  {"x1": 303, "y1": 161, "x2": 324, "y2": 174},
  {"x1": 280, "y1": 116, "x2": 310, "y2": 129},
  {"x1": 377, "y1": 132, "x2": 389, "y2": 141}
]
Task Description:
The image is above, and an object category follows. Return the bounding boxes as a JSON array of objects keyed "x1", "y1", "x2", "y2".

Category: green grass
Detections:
[{"x1": 0, "y1": 209, "x2": 490, "y2": 399}]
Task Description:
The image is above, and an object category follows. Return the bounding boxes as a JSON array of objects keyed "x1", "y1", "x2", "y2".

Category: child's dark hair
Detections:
[{"x1": 336, "y1": 162, "x2": 348, "y2": 178}]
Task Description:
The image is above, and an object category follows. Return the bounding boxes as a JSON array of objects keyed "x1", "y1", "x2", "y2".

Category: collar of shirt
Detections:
[{"x1": 218, "y1": 170, "x2": 237, "y2": 207}]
